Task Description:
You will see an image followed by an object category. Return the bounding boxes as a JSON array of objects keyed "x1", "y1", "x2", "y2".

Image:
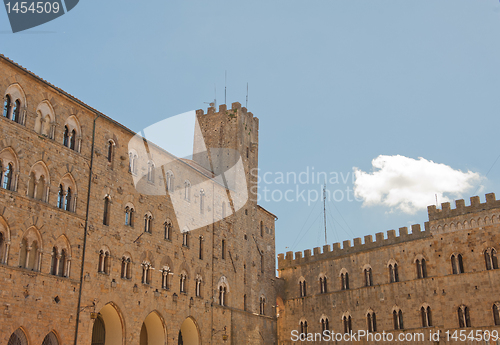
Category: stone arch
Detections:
[
  {"x1": 178, "y1": 316, "x2": 201, "y2": 345},
  {"x1": 91, "y1": 302, "x2": 125, "y2": 345},
  {"x1": 63, "y1": 115, "x2": 82, "y2": 152},
  {"x1": 4, "y1": 83, "x2": 27, "y2": 107},
  {"x1": 35, "y1": 100, "x2": 56, "y2": 137},
  {"x1": 413, "y1": 253, "x2": 427, "y2": 263},
  {"x1": 56, "y1": 173, "x2": 78, "y2": 212},
  {"x1": 339, "y1": 267, "x2": 348, "y2": 276},
  {"x1": 0, "y1": 147, "x2": 20, "y2": 190},
  {"x1": 139, "y1": 310, "x2": 166, "y2": 345},
  {"x1": 7, "y1": 327, "x2": 29, "y2": 345}
]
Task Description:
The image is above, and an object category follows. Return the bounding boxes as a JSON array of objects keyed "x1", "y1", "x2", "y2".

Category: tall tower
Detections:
[{"x1": 193, "y1": 102, "x2": 259, "y2": 204}]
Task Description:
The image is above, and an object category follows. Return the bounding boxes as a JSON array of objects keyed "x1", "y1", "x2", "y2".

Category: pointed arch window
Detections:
[
  {"x1": 182, "y1": 231, "x2": 189, "y2": 247},
  {"x1": 485, "y1": 249, "x2": 498, "y2": 270},
  {"x1": 421, "y1": 306, "x2": 432, "y2": 327},
  {"x1": 125, "y1": 206, "x2": 134, "y2": 226},
  {"x1": 219, "y1": 285, "x2": 227, "y2": 306},
  {"x1": 321, "y1": 317, "x2": 329, "y2": 332},
  {"x1": 259, "y1": 296, "x2": 266, "y2": 315},
  {"x1": 458, "y1": 305, "x2": 471, "y2": 328},
  {"x1": 161, "y1": 266, "x2": 171, "y2": 290},
  {"x1": 98, "y1": 249, "x2": 110, "y2": 274},
  {"x1": 367, "y1": 311, "x2": 377, "y2": 332},
  {"x1": 300, "y1": 320, "x2": 308, "y2": 335},
  {"x1": 493, "y1": 303, "x2": 500, "y2": 325},
  {"x1": 343, "y1": 315, "x2": 352, "y2": 334},
  {"x1": 393, "y1": 309, "x2": 404, "y2": 330},
  {"x1": 144, "y1": 213, "x2": 152, "y2": 233},
  {"x1": 320, "y1": 276, "x2": 328, "y2": 293},
  {"x1": 164, "y1": 221, "x2": 172, "y2": 240},
  {"x1": 121, "y1": 256, "x2": 132, "y2": 279},
  {"x1": 299, "y1": 279, "x2": 307, "y2": 297},
  {"x1": 416, "y1": 258, "x2": 427, "y2": 278},
  {"x1": 129, "y1": 152, "x2": 138, "y2": 174},
  {"x1": 107, "y1": 140, "x2": 114, "y2": 163},
  {"x1": 451, "y1": 254, "x2": 464, "y2": 274},
  {"x1": 364, "y1": 267, "x2": 373, "y2": 286},
  {"x1": 341, "y1": 272, "x2": 349, "y2": 290},
  {"x1": 389, "y1": 263, "x2": 399, "y2": 283}
]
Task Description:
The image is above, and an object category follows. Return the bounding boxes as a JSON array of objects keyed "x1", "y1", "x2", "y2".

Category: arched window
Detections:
[
  {"x1": 103, "y1": 196, "x2": 111, "y2": 226},
  {"x1": 51, "y1": 247, "x2": 58, "y2": 275},
  {"x1": 260, "y1": 296, "x2": 266, "y2": 315},
  {"x1": 164, "y1": 221, "x2": 172, "y2": 240},
  {"x1": 364, "y1": 267, "x2": 373, "y2": 286},
  {"x1": 107, "y1": 140, "x2": 114, "y2": 163},
  {"x1": 0, "y1": 232, "x2": 5, "y2": 264},
  {"x1": 199, "y1": 189, "x2": 205, "y2": 214},
  {"x1": 367, "y1": 310, "x2": 377, "y2": 332},
  {"x1": 8, "y1": 328, "x2": 28, "y2": 345},
  {"x1": 493, "y1": 303, "x2": 500, "y2": 326},
  {"x1": 161, "y1": 266, "x2": 170, "y2": 289},
  {"x1": 3, "y1": 95, "x2": 10, "y2": 118},
  {"x1": 458, "y1": 305, "x2": 471, "y2": 328},
  {"x1": 421, "y1": 306, "x2": 432, "y2": 327},
  {"x1": 319, "y1": 276, "x2": 328, "y2": 293},
  {"x1": 42, "y1": 331, "x2": 59, "y2": 345},
  {"x1": 142, "y1": 261, "x2": 152, "y2": 284},
  {"x1": 485, "y1": 248, "x2": 498, "y2": 270},
  {"x1": 299, "y1": 279, "x2": 307, "y2": 297},
  {"x1": 321, "y1": 317, "x2": 329, "y2": 332},
  {"x1": 166, "y1": 171, "x2": 174, "y2": 192},
  {"x1": 300, "y1": 320, "x2": 308, "y2": 335},
  {"x1": 147, "y1": 161, "x2": 155, "y2": 183},
  {"x1": 393, "y1": 309, "x2": 404, "y2": 330},
  {"x1": 3, "y1": 163, "x2": 13, "y2": 190},
  {"x1": 389, "y1": 262, "x2": 399, "y2": 283},
  {"x1": 182, "y1": 231, "x2": 189, "y2": 247},
  {"x1": 184, "y1": 181, "x2": 191, "y2": 201},
  {"x1": 343, "y1": 315, "x2": 352, "y2": 334},
  {"x1": 125, "y1": 206, "x2": 134, "y2": 226},
  {"x1": 144, "y1": 213, "x2": 152, "y2": 233},
  {"x1": 98, "y1": 249, "x2": 110, "y2": 274},
  {"x1": 121, "y1": 255, "x2": 132, "y2": 279},
  {"x1": 180, "y1": 272, "x2": 187, "y2": 293},
  {"x1": 195, "y1": 275, "x2": 202, "y2": 297},
  {"x1": 341, "y1": 271, "x2": 349, "y2": 290},
  {"x1": 416, "y1": 258, "x2": 427, "y2": 278},
  {"x1": 219, "y1": 285, "x2": 227, "y2": 306},
  {"x1": 59, "y1": 249, "x2": 67, "y2": 277},
  {"x1": 63, "y1": 126, "x2": 70, "y2": 147},
  {"x1": 451, "y1": 254, "x2": 464, "y2": 274}
]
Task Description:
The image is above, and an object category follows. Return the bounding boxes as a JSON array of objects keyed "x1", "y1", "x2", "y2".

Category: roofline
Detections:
[{"x1": 258, "y1": 205, "x2": 278, "y2": 220}]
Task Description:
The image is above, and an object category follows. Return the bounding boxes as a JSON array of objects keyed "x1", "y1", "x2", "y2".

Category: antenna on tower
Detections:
[
  {"x1": 323, "y1": 182, "x2": 327, "y2": 245},
  {"x1": 246, "y1": 82, "x2": 248, "y2": 109},
  {"x1": 225, "y1": 71, "x2": 227, "y2": 105}
]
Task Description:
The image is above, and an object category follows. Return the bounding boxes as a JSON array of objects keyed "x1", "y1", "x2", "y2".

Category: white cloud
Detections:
[{"x1": 353, "y1": 155, "x2": 483, "y2": 214}]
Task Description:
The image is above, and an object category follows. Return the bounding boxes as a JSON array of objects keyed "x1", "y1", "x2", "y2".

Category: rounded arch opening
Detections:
[
  {"x1": 92, "y1": 303, "x2": 123, "y2": 345},
  {"x1": 140, "y1": 311, "x2": 166, "y2": 345},
  {"x1": 179, "y1": 317, "x2": 200, "y2": 345}
]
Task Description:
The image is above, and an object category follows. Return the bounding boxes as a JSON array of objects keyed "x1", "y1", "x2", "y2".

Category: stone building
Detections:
[
  {"x1": 277, "y1": 193, "x2": 500, "y2": 344},
  {"x1": 0, "y1": 54, "x2": 278, "y2": 345}
]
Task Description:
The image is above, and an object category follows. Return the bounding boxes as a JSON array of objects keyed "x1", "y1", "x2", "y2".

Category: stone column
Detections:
[
  {"x1": 25, "y1": 246, "x2": 32, "y2": 269},
  {"x1": 3, "y1": 241, "x2": 10, "y2": 264}
]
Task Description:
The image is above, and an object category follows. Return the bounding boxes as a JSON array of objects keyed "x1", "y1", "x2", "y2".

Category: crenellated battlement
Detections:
[
  {"x1": 427, "y1": 193, "x2": 499, "y2": 221},
  {"x1": 278, "y1": 223, "x2": 431, "y2": 269},
  {"x1": 195, "y1": 102, "x2": 257, "y2": 122}
]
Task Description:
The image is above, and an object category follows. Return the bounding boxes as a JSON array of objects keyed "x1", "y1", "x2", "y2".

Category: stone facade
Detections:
[
  {"x1": 277, "y1": 194, "x2": 500, "y2": 344},
  {"x1": 0, "y1": 55, "x2": 277, "y2": 345}
]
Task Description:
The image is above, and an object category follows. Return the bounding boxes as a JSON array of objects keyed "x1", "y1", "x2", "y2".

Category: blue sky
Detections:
[{"x1": 2, "y1": 0, "x2": 500, "y2": 259}]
